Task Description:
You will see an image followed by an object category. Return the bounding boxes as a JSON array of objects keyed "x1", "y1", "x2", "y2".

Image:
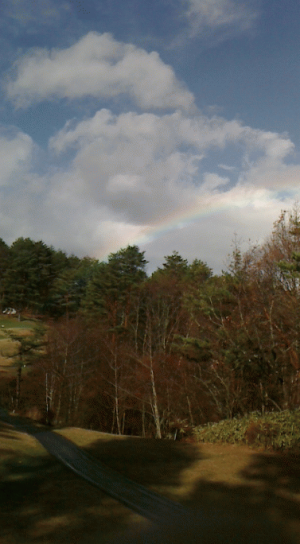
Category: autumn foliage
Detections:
[{"x1": 1, "y1": 205, "x2": 300, "y2": 437}]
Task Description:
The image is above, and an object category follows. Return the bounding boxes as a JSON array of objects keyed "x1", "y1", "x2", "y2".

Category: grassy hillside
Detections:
[
  {"x1": 0, "y1": 316, "x2": 40, "y2": 371},
  {"x1": 1, "y1": 420, "x2": 300, "y2": 543},
  {"x1": 0, "y1": 422, "x2": 146, "y2": 544}
]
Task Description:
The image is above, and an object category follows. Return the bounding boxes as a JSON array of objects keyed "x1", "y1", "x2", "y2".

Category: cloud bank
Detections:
[
  {"x1": 5, "y1": 32, "x2": 194, "y2": 111},
  {"x1": 1, "y1": 31, "x2": 299, "y2": 272},
  {"x1": 184, "y1": 0, "x2": 258, "y2": 38}
]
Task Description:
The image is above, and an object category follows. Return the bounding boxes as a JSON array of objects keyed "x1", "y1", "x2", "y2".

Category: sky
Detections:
[{"x1": 0, "y1": 0, "x2": 300, "y2": 275}]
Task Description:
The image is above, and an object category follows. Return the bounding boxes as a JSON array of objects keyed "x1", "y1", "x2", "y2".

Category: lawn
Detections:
[
  {"x1": 0, "y1": 316, "x2": 37, "y2": 329},
  {"x1": 0, "y1": 422, "x2": 147, "y2": 544},
  {"x1": 0, "y1": 316, "x2": 41, "y2": 372},
  {"x1": 1, "y1": 422, "x2": 300, "y2": 543}
]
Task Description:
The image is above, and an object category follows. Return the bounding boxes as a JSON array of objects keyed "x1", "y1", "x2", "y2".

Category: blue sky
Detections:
[{"x1": 0, "y1": 0, "x2": 300, "y2": 274}]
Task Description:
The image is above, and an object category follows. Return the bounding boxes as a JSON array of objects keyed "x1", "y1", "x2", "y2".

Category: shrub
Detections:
[{"x1": 193, "y1": 410, "x2": 300, "y2": 451}]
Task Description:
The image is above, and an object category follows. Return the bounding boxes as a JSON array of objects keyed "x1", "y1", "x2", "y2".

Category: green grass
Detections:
[
  {"x1": 0, "y1": 316, "x2": 37, "y2": 329},
  {"x1": 0, "y1": 317, "x2": 41, "y2": 371},
  {"x1": 0, "y1": 337, "x2": 18, "y2": 357}
]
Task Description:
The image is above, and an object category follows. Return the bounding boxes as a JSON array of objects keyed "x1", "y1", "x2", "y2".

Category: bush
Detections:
[{"x1": 193, "y1": 410, "x2": 300, "y2": 451}]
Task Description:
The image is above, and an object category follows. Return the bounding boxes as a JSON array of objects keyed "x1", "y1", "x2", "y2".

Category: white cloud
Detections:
[
  {"x1": 218, "y1": 164, "x2": 236, "y2": 171},
  {"x1": 0, "y1": 128, "x2": 34, "y2": 185},
  {"x1": 1, "y1": 0, "x2": 69, "y2": 35},
  {"x1": 238, "y1": 159, "x2": 300, "y2": 193},
  {"x1": 0, "y1": 97, "x2": 297, "y2": 274},
  {"x1": 49, "y1": 109, "x2": 232, "y2": 223},
  {"x1": 242, "y1": 127, "x2": 294, "y2": 159},
  {"x1": 260, "y1": 132, "x2": 294, "y2": 160},
  {"x1": 201, "y1": 172, "x2": 229, "y2": 191},
  {"x1": 93, "y1": 220, "x2": 150, "y2": 260},
  {"x1": 45, "y1": 106, "x2": 298, "y2": 262},
  {"x1": 52, "y1": 109, "x2": 287, "y2": 161},
  {"x1": 138, "y1": 184, "x2": 296, "y2": 274},
  {"x1": 4, "y1": 32, "x2": 194, "y2": 111},
  {"x1": 184, "y1": 0, "x2": 258, "y2": 38},
  {"x1": 1, "y1": 11, "x2": 299, "y2": 275},
  {"x1": 107, "y1": 174, "x2": 146, "y2": 195}
]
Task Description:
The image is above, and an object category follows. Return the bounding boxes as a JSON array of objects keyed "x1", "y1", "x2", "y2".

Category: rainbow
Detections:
[
  {"x1": 97, "y1": 185, "x2": 297, "y2": 261},
  {"x1": 133, "y1": 190, "x2": 257, "y2": 246}
]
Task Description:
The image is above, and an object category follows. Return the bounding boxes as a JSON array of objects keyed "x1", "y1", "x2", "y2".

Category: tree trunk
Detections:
[
  {"x1": 56, "y1": 381, "x2": 63, "y2": 422},
  {"x1": 122, "y1": 410, "x2": 126, "y2": 434},
  {"x1": 15, "y1": 365, "x2": 22, "y2": 410},
  {"x1": 141, "y1": 401, "x2": 145, "y2": 437},
  {"x1": 114, "y1": 365, "x2": 121, "y2": 434},
  {"x1": 187, "y1": 395, "x2": 194, "y2": 427},
  {"x1": 45, "y1": 372, "x2": 50, "y2": 421},
  {"x1": 150, "y1": 362, "x2": 161, "y2": 438},
  {"x1": 111, "y1": 406, "x2": 115, "y2": 433}
]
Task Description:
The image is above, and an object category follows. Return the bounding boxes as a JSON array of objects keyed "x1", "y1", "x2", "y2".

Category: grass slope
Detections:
[
  {"x1": 0, "y1": 316, "x2": 39, "y2": 371},
  {"x1": 0, "y1": 422, "x2": 146, "y2": 544},
  {"x1": 1, "y1": 421, "x2": 300, "y2": 543}
]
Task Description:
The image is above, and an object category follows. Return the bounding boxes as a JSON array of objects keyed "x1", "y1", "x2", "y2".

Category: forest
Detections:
[{"x1": 0, "y1": 205, "x2": 300, "y2": 439}]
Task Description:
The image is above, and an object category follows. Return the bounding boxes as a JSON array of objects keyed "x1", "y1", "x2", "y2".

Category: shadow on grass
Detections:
[
  {"x1": 0, "y1": 424, "x2": 203, "y2": 544},
  {"x1": 83, "y1": 440, "x2": 300, "y2": 543},
  {"x1": 81, "y1": 436, "x2": 203, "y2": 490},
  {"x1": 0, "y1": 420, "x2": 21, "y2": 440},
  {"x1": 162, "y1": 449, "x2": 300, "y2": 544},
  {"x1": 238, "y1": 450, "x2": 300, "y2": 532},
  {"x1": 0, "y1": 446, "x2": 145, "y2": 544},
  {"x1": 176, "y1": 478, "x2": 300, "y2": 540},
  {"x1": 1, "y1": 414, "x2": 300, "y2": 544},
  {"x1": 240, "y1": 450, "x2": 300, "y2": 495}
]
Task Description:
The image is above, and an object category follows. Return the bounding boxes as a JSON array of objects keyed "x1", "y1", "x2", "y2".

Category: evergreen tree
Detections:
[
  {"x1": 49, "y1": 257, "x2": 98, "y2": 317},
  {"x1": 277, "y1": 208, "x2": 300, "y2": 290},
  {"x1": 6, "y1": 325, "x2": 45, "y2": 411},
  {"x1": 81, "y1": 246, "x2": 148, "y2": 434},
  {"x1": 2, "y1": 238, "x2": 54, "y2": 312},
  {"x1": 187, "y1": 258, "x2": 212, "y2": 282},
  {"x1": 0, "y1": 238, "x2": 10, "y2": 308},
  {"x1": 1, "y1": 238, "x2": 87, "y2": 315},
  {"x1": 152, "y1": 250, "x2": 188, "y2": 280},
  {"x1": 83, "y1": 245, "x2": 148, "y2": 323}
]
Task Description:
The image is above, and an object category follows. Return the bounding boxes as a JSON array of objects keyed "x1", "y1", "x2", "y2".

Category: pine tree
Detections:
[
  {"x1": 2, "y1": 238, "x2": 54, "y2": 313},
  {"x1": 7, "y1": 325, "x2": 45, "y2": 411}
]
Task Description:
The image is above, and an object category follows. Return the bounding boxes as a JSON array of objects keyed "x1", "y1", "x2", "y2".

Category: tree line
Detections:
[{"x1": 1, "y1": 205, "x2": 300, "y2": 438}]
